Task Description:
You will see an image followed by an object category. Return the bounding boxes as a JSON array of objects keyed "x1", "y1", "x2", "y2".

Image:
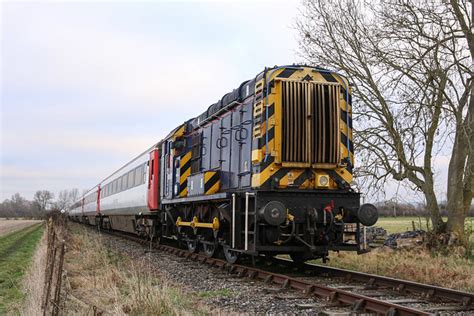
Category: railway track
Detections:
[{"x1": 93, "y1": 227, "x2": 474, "y2": 315}]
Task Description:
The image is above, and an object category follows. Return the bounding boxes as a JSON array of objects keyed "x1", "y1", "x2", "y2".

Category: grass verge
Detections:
[
  {"x1": 315, "y1": 217, "x2": 474, "y2": 293},
  {"x1": 324, "y1": 248, "x2": 474, "y2": 293},
  {"x1": 65, "y1": 224, "x2": 208, "y2": 315},
  {"x1": 0, "y1": 223, "x2": 44, "y2": 314}
]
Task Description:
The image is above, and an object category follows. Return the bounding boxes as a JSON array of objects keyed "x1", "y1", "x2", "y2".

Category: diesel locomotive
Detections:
[{"x1": 69, "y1": 65, "x2": 378, "y2": 263}]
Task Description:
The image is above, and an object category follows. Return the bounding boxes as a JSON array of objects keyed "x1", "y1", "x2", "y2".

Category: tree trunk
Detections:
[
  {"x1": 424, "y1": 181, "x2": 443, "y2": 232},
  {"x1": 446, "y1": 62, "x2": 474, "y2": 239},
  {"x1": 446, "y1": 122, "x2": 468, "y2": 235}
]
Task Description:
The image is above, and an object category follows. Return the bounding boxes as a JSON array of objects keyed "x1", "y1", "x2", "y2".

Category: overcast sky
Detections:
[{"x1": 0, "y1": 1, "x2": 450, "y2": 203}]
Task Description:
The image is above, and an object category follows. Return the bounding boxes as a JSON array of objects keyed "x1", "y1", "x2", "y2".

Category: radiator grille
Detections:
[{"x1": 281, "y1": 81, "x2": 340, "y2": 165}]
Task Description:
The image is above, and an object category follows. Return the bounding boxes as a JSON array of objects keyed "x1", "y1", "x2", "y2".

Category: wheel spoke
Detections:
[
  {"x1": 223, "y1": 246, "x2": 239, "y2": 264},
  {"x1": 187, "y1": 239, "x2": 198, "y2": 253}
]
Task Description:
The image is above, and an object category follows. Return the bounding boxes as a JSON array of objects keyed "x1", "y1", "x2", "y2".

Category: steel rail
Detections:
[
  {"x1": 96, "y1": 228, "x2": 431, "y2": 316},
  {"x1": 157, "y1": 245, "x2": 431, "y2": 316},
  {"x1": 271, "y1": 257, "x2": 474, "y2": 308}
]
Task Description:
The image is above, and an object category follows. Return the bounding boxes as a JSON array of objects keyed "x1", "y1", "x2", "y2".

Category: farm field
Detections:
[
  {"x1": 0, "y1": 223, "x2": 44, "y2": 314},
  {"x1": 375, "y1": 216, "x2": 474, "y2": 234},
  {"x1": 0, "y1": 219, "x2": 43, "y2": 237}
]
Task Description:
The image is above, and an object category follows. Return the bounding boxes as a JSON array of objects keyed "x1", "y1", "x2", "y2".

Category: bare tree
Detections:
[
  {"x1": 296, "y1": 0, "x2": 472, "y2": 239},
  {"x1": 0, "y1": 193, "x2": 42, "y2": 218},
  {"x1": 33, "y1": 190, "x2": 54, "y2": 211},
  {"x1": 10, "y1": 193, "x2": 27, "y2": 210},
  {"x1": 54, "y1": 188, "x2": 80, "y2": 210},
  {"x1": 68, "y1": 188, "x2": 80, "y2": 205},
  {"x1": 55, "y1": 190, "x2": 71, "y2": 211}
]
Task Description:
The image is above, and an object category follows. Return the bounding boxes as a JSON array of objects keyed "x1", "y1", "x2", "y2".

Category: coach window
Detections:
[
  {"x1": 133, "y1": 166, "x2": 140, "y2": 186},
  {"x1": 128, "y1": 170, "x2": 135, "y2": 188},
  {"x1": 119, "y1": 176, "x2": 123, "y2": 192},
  {"x1": 144, "y1": 162, "x2": 148, "y2": 185},
  {"x1": 122, "y1": 174, "x2": 127, "y2": 190},
  {"x1": 125, "y1": 173, "x2": 130, "y2": 189}
]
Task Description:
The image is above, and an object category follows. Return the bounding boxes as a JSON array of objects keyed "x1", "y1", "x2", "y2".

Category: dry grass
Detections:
[
  {"x1": 325, "y1": 247, "x2": 474, "y2": 293},
  {"x1": 16, "y1": 231, "x2": 48, "y2": 315},
  {"x1": 65, "y1": 225, "x2": 208, "y2": 315}
]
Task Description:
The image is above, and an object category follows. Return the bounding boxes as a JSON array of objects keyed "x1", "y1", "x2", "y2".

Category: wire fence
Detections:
[{"x1": 41, "y1": 213, "x2": 67, "y2": 316}]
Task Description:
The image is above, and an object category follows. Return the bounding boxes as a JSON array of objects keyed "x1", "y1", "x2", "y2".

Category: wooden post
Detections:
[{"x1": 52, "y1": 241, "x2": 66, "y2": 316}]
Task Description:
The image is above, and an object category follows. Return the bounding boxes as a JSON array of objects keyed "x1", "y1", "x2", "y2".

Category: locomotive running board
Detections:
[{"x1": 161, "y1": 192, "x2": 229, "y2": 204}]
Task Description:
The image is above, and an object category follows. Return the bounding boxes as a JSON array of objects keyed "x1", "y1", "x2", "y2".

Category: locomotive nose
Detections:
[
  {"x1": 357, "y1": 203, "x2": 378, "y2": 226},
  {"x1": 258, "y1": 201, "x2": 287, "y2": 226}
]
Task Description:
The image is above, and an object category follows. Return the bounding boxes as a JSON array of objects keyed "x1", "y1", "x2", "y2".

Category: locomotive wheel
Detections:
[
  {"x1": 186, "y1": 239, "x2": 198, "y2": 253},
  {"x1": 202, "y1": 241, "x2": 217, "y2": 258},
  {"x1": 223, "y1": 246, "x2": 239, "y2": 264}
]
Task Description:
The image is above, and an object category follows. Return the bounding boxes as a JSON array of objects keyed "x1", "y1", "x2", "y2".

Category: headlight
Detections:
[{"x1": 318, "y1": 175, "x2": 329, "y2": 187}]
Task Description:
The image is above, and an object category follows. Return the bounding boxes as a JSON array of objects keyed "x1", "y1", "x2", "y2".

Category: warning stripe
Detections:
[
  {"x1": 174, "y1": 125, "x2": 185, "y2": 138},
  {"x1": 204, "y1": 172, "x2": 220, "y2": 194},
  {"x1": 277, "y1": 68, "x2": 298, "y2": 78},
  {"x1": 251, "y1": 156, "x2": 276, "y2": 188},
  {"x1": 179, "y1": 169, "x2": 191, "y2": 194},
  {"x1": 278, "y1": 169, "x2": 304, "y2": 187},
  {"x1": 179, "y1": 151, "x2": 192, "y2": 197},
  {"x1": 294, "y1": 170, "x2": 312, "y2": 187},
  {"x1": 340, "y1": 109, "x2": 353, "y2": 129},
  {"x1": 327, "y1": 170, "x2": 350, "y2": 189},
  {"x1": 340, "y1": 132, "x2": 354, "y2": 154},
  {"x1": 258, "y1": 127, "x2": 275, "y2": 149},
  {"x1": 261, "y1": 167, "x2": 289, "y2": 188}
]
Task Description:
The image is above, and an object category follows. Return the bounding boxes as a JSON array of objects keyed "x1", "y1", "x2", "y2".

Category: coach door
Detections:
[{"x1": 147, "y1": 149, "x2": 160, "y2": 210}]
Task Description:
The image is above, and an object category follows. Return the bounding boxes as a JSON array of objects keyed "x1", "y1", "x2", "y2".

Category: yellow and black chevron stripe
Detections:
[
  {"x1": 278, "y1": 169, "x2": 313, "y2": 188},
  {"x1": 173, "y1": 124, "x2": 185, "y2": 139},
  {"x1": 204, "y1": 171, "x2": 220, "y2": 195},
  {"x1": 179, "y1": 151, "x2": 192, "y2": 197}
]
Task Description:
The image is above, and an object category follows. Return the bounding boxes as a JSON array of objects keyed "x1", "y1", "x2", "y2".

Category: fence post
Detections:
[{"x1": 52, "y1": 241, "x2": 66, "y2": 316}]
